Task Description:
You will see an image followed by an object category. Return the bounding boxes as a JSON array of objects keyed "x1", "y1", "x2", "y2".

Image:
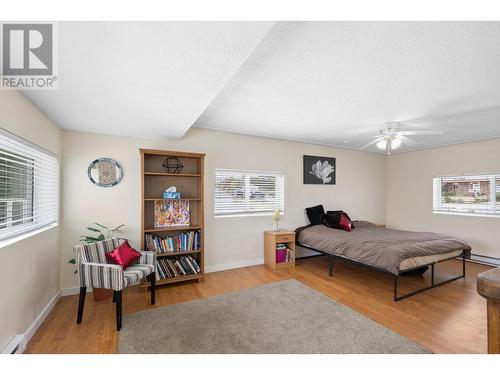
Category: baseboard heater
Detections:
[
  {"x1": 467, "y1": 253, "x2": 500, "y2": 267},
  {"x1": 1, "y1": 335, "x2": 26, "y2": 354}
]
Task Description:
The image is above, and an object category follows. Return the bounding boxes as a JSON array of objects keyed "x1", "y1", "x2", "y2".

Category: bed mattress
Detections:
[
  {"x1": 296, "y1": 221, "x2": 471, "y2": 275},
  {"x1": 399, "y1": 249, "x2": 464, "y2": 271}
]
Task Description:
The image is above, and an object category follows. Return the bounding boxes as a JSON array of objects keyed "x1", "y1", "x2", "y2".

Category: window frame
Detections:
[
  {"x1": 433, "y1": 174, "x2": 500, "y2": 218},
  {"x1": 214, "y1": 168, "x2": 285, "y2": 218}
]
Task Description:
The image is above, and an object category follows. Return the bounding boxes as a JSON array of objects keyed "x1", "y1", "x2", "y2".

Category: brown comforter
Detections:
[{"x1": 296, "y1": 221, "x2": 471, "y2": 275}]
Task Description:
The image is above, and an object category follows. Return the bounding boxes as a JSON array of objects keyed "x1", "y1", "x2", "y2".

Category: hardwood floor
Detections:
[{"x1": 25, "y1": 256, "x2": 491, "y2": 354}]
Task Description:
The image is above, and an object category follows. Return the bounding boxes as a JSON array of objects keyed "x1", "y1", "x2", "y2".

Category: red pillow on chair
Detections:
[
  {"x1": 338, "y1": 214, "x2": 353, "y2": 232},
  {"x1": 105, "y1": 240, "x2": 141, "y2": 269}
]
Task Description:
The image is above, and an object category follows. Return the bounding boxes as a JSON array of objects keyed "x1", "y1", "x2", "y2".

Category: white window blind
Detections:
[
  {"x1": 0, "y1": 128, "x2": 59, "y2": 242},
  {"x1": 214, "y1": 169, "x2": 284, "y2": 217},
  {"x1": 433, "y1": 174, "x2": 500, "y2": 218}
]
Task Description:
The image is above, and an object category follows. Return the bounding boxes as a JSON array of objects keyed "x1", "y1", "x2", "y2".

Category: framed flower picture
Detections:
[{"x1": 303, "y1": 155, "x2": 336, "y2": 185}]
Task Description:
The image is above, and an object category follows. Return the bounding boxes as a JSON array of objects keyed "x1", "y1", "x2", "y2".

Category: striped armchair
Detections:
[{"x1": 74, "y1": 237, "x2": 156, "y2": 330}]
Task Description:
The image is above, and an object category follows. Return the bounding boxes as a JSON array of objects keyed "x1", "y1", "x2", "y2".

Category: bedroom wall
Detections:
[
  {"x1": 0, "y1": 91, "x2": 61, "y2": 350},
  {"x1": 60, "y1": 128, "x2": 386, "y2": 291},
  {"x1": 386, "y1": 137, "x2": 500, "y2": 259}
]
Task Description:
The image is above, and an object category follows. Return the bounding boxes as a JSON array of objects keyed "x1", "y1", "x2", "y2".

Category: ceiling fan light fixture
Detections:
[
  {"x1": 355, "y1": 122, "x2": 443, "y2": 154},
  {"x1": 376, "y1": 139, "x2": 387, "y2": 150},
  {"x1": 391, "y1": 137, "x2": 402, "y2": 149}
]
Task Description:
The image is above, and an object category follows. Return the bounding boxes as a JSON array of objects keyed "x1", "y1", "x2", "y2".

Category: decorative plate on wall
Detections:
[{"x1": 88, "y1": 158, "x2": 123, "y2": 187}]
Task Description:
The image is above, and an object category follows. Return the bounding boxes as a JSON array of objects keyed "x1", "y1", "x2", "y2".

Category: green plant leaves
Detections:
[
  {"x1": 80, "y1": 235, "x2": 100, "y2": 243},
  {"x1": 68, "y1": 258, "x2": 76, "y2": 264},
  {"x1": 110, "y1": 224, "x2": 124, "y2": 233},
  {"x1": 93, "y1": 223, "x2": 108, "y2": 230}
]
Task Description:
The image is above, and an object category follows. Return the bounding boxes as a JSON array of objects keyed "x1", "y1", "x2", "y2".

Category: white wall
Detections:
[
  {"x1": 60, "y1": 128, "x2": 386, "y2": 290},
  {"x1": 387, "y1": 138, "x2": 500, "y2": 258},
  {"x1": 0, "y1": 91, "x2": 61, "y2": 350}
]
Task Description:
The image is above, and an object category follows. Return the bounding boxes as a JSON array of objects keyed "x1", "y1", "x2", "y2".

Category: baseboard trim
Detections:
[
  {"x1": 61, "y1": 286, "x2": 90, "y2": 296},
  {"x1": 24, "y1": 291, "x2": 61, "y2": 349},
  {"x1": 61, "y1": 283, "x2": 142, "y2": 297},
  {"x1": 469, "y1": 253, "x2": 500, "y2": 267},
  {"x1": 205, "y1": 258, "x2": 264, "y2": 273},
  {"x1": 3, "y1": 291, "x2": 61, "y2": 354}
]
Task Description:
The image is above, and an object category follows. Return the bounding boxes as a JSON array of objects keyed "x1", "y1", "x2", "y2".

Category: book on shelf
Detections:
[
  {"x1": 276, "y1": 243, "x2": 293, "y2": 263},
  {"x1": 145, "y1": 230, "x2": 201, "y2": 253},
  {"x1": 155, "y1": 255, "x2": 201, "y2": 280}
]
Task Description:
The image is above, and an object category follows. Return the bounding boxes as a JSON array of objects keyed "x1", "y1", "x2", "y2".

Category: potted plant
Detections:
[{"x1": 69, "y1": 223, "x2": 124, "y2": 301}]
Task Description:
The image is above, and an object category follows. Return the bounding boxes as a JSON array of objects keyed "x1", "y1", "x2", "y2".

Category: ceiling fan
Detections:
[{"x1": 346, "y1": 122, "x2": 444, "y2": 155}]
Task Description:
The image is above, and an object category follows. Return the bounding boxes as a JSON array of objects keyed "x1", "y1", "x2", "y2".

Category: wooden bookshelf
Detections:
[
  {"x1": 144, "y1": 172, "x2": 201, "y2": 177},
  {"x1": 144, "y1": 198, "x2": 201, "y2": 201},
  {"x1": 144, "y1": 225, "x2": 201, "y2": 233},
  {"x1": 152, "y1": 274, "x2": 201, "y2": 286},
  {"x1": 140, "y1": 149, "x2": 205, "y2": 288},
  {"x1": 156, "y1": 250, "x2": 202, "y2": 258}
]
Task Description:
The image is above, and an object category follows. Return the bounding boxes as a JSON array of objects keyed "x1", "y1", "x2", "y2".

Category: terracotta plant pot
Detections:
[{"x1": 93, "y1": 287, "x2": 113, "y2": 301}]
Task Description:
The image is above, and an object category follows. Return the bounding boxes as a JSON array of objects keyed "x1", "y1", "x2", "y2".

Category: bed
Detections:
[{"x1": 296, "y1": 221, "x2": 472, "y2": 301}]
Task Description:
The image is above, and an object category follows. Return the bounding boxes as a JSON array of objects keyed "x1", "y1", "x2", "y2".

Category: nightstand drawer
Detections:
[{"x1": 276, "y1": 234, "x2": 294, "y2": 243}]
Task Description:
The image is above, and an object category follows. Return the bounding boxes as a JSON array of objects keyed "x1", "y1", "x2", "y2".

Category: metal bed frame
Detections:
[{"x1": 299, "y1": 242, "x2": 466, "y2": 301}]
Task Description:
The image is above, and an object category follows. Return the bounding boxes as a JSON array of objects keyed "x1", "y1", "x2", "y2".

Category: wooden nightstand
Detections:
[{"x1": 264, "y1": 230, "x2": 296, "y2": 270}]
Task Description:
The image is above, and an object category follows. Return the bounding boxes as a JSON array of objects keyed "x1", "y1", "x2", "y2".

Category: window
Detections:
[
  {"x1": 0, "y1": 128, "x2": 59, "y2": 243},
  {"x1": 214, "y1": 169, "x2": 284, "y2": 217},
  {"x1": 433, "y1": 174, "x2": 500, "y2": 218}
]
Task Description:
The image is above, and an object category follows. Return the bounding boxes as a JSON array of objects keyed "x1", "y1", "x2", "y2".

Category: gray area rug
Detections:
[{"x1": 118, "y1": 280, "x2": 430, "y2": 353}]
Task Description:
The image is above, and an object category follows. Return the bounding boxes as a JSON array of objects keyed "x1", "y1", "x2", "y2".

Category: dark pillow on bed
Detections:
[
  {"x1": 323, "y1": 213, "x2": 340, "y2": 228},
  {"x1": 305, "y1": 205, "x2": 325, "y2": 225},
  {"x1": 325, "y1": 210, "x2": 355, "y2": 229}
]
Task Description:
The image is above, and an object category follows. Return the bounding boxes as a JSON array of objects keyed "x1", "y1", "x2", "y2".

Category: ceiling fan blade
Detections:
[
  {"x1": 343, "y1": 135, "x2": 379, "y2": 144},
  {"x1": 398, "y1": 130, "x2": 443, "y2": 136},
  {"x1": 360, "y1": 137, "x2": 383, "y2": 150},
  {"x1": 398, "y1": 135, "x2": 417, "y2": 145},
  {"x1": 404, "y1": 105, "x2": 500, "y2": 126}
]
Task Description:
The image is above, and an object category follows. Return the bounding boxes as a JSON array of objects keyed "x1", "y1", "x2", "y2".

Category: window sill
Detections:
[
  {"x1": 0, "y1": 223, "x2": 59, "y2": 249},
  {"x1": 215, "y1": 212, "x2": 284, "y2": 219},
  {"x1": 433, "y1": 211, "x2": 500, "y2": 219}
]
